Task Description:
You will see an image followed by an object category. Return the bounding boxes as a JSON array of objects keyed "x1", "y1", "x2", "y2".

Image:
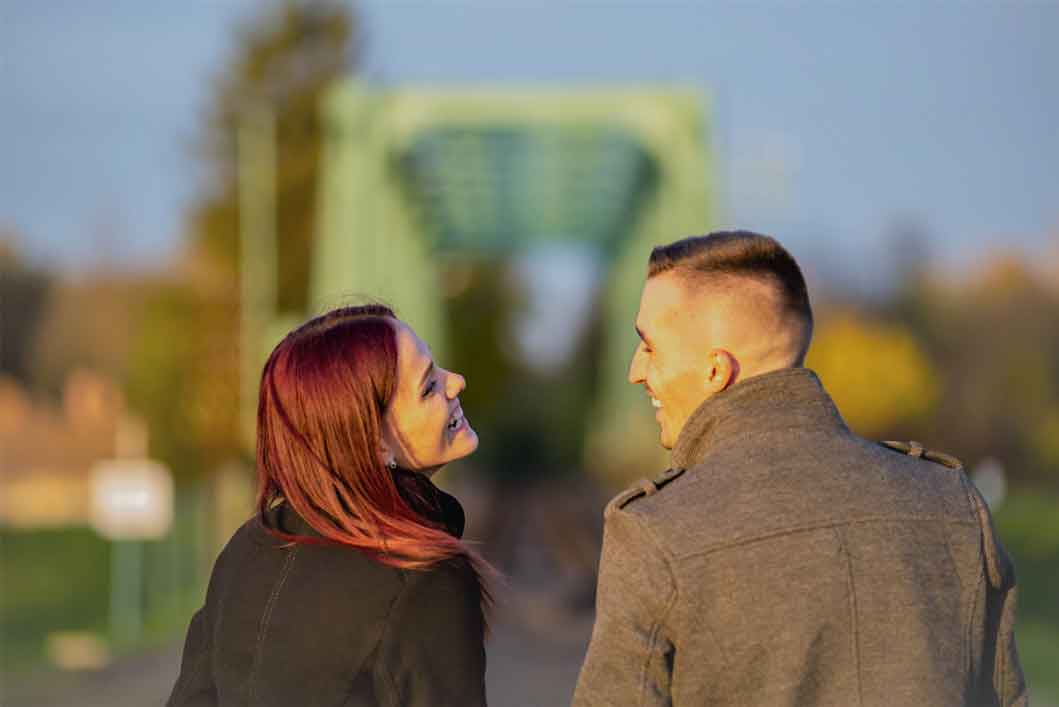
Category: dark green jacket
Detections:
[
  {"x1": 574, "y1": 367, "x2": 1027, "y2": 707},
  {"x1": 167, "y1": 473, "x2": 486, "y2": 707}
]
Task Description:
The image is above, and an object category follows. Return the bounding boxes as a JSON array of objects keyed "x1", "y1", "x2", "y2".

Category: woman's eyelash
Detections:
[{"x1": 423, "y1": 380, "x2": 437, "y2": 397}]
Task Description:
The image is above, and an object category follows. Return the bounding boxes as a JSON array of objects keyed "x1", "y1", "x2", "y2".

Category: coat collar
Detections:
[
  {"x1": 671, "y1": 367, "x2": 847, "y2": 470},
  {"x1": 390, "y1": 467, "x2": 466, "y2": 539}
]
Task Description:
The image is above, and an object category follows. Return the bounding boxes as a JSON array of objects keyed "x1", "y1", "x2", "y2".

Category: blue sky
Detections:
[{"x1": 3, "y1": 1, "x2": 1057, "y2": 285}]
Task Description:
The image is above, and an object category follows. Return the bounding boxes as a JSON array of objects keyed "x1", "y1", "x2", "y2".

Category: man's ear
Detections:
[{"x1": 705, "y1": 349, "x2": 738, "y2": 393}]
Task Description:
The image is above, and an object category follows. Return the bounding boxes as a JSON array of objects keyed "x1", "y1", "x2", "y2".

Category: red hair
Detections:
[{"x1": 256, "y1": 304, "x2": 494, "y2": 610}]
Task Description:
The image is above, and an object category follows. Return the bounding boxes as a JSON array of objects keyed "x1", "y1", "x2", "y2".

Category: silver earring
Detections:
[{"x1": 386, "y1": 459, "x2": 398, "y2": 471}]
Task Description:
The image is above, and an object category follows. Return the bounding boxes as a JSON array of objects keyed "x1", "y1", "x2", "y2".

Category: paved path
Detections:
[{"x1": 7, "y1": 608, "x2": 1055, "y2": 707}]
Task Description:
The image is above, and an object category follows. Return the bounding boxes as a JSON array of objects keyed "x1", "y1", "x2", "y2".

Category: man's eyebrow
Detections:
[{"x1": 419, "y1": 361, "x2": 435, "y2": 390}]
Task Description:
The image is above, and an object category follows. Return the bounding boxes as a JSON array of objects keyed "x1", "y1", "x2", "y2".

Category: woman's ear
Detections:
[{"x1": 705, "y1": 349, "x2": 739, "y2": 393}]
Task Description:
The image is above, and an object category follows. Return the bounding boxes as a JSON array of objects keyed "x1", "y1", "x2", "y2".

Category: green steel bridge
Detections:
[{"x1": 241, "y1": 81, "x2": 713, "y2": 482}]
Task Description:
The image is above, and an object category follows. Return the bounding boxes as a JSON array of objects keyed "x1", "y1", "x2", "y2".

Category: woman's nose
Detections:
[{"x1": 446, "y1": 371, "x2": 466, "y2": 398}]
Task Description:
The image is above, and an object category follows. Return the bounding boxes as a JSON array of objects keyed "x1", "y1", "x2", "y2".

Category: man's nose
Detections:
[{"x1": 628, "y1": 347, "x2": 645, "y2": 385}]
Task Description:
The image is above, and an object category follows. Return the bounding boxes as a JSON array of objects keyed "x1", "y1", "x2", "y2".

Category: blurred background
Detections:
[{"x1": 2, "y1": 1, "x2": 1057, "y2": 705}]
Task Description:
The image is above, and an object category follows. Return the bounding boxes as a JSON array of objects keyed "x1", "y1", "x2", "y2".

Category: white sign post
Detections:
[{"x1": 90, "y1": 459, "x2": 174, "y2": 647}]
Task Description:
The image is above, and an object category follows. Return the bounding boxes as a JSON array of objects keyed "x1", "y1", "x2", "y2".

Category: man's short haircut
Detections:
[{"x1": 648, "y1": 230, "x2": 814, "y2": 360}]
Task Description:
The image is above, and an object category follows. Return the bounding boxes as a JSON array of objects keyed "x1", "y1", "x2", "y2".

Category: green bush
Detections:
[
  {"x1": 993, "y1": 490, "x2": 1059, "y2": 704},
  {"x1": 0, "y1": 527, "x2": 110, "y2": 669}
]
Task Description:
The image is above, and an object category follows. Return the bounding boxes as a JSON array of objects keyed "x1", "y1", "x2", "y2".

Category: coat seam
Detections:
[
  {"x1": 246, "y1": 546, "x2": 299, "y2": 706},
  {"x1": 375, "y1": 571, "x2": 412, "y2": 706},
  {"x1": 628, "y1": 510, "x2": 679, "y2": 706},
  {"x1": 967, "y1": 570, "x2": 985, "y2": 697},
  {"x1": 957, "y1": 473, "x2": 985, "y2": 690},
  {"x1": 998, "y1": 601, "x2": 1009, "y2": 706},
  {"x1": 676, "y1": 516, "x2": 977, "y2": 561},
  {"x1": 938, "y1": 513, "x2": 971, "y2": 687},
  {"x1": 833, "y1": 526, "x2": 864, "y2": 706},
  {"x1": 639, "y1": 590, "x2": 677, "y2": 707}
]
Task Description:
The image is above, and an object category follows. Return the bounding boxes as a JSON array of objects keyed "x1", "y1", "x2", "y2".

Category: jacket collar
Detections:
[
  {"x1": 671, "y1": 367, "x2": 847, "y2": 470},
  {"x1": 390, "y1": 467, "x2": 466, "y2": 539}
]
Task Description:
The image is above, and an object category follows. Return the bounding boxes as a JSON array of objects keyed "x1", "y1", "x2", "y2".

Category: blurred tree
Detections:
[
  {"x1": 0, "y1": 235, "x2": 53, "y2": 386},
  {"x1": 807, "y1": 311, "x2": 938, "y2": 439},
  {"x1": 127, "y1": 0, "x2": 359, "y2": 479},
  {"x1": 29, "y1": 272, "x2": 148, "y2": 398},
  {"x1": 125, "y1": 281, "x2": 241, "y2": 479},
  {"x1": 886, "y1": 216, "x2": 934, "y2": 332},
  {"x1": 905, "y1": 254, "x2": 1059, "y2": 484},
  {"x1": 887, "y1": 216, "x2": 932, "y2": 291},
  {"x1": 1033, "y1": 408, "x2": 1059, "y2": 472},
  {"x1": 190, "y1": 0, "x2": 358, "y2": 312}
]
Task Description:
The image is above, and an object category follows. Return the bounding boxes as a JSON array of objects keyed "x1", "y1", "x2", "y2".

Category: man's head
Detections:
[{"x1": 628, "y1": 231, "x2": 813, "y2": 449}]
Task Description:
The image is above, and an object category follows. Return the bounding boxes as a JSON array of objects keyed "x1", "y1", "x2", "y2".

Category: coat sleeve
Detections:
[
  {"x1": 573, "y1": 507, "x2": 677, "y2": 707},
  {"x1": 992, "y1": 560, "x2": 1028, "y2": 707},
  {"x1": 375, "y1": 559, "x2": 488, "y2": 707},
  {"x1": 969, "y1": 485, "x2": 1028, "y2": 707},
  {"x1": 166, "y1": 606, "x2": 218, "y2": 707}
]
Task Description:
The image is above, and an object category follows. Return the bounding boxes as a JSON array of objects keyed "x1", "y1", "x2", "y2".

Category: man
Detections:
[{"x1": 573, "y1": 231, "x2": 1026, "y2": 706}]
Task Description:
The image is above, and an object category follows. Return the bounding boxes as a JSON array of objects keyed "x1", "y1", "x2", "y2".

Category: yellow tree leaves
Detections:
[{"x1": 807, "y1": 313, "x2": 938, "y2": 438}]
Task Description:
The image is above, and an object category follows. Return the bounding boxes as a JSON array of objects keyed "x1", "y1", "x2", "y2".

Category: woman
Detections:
[{"x1": 167, "y1": 304, "x2": 494, "y2": 707}]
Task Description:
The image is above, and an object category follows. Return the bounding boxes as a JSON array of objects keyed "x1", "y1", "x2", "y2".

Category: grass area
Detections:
[
  {"x1": 0, "y1": 527, "x2": 111, "y2": 670},
  {"x1": 1, "y1": 484, "x2": 210, "y2": 675},
  {"x1": 993, "y1": 490, "x2": 1059, "y2": 705},
  {"x1": 1016, "y1": 620, "x2": 1059, "y2": 705},
  {"x1": 0, "y1": 524, "x2": 206, "y2": 675}
]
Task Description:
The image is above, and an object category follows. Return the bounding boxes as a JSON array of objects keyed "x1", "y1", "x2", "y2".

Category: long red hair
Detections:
[{"x1": 256, "y1": 304, "x2": 494, "y2": 609}]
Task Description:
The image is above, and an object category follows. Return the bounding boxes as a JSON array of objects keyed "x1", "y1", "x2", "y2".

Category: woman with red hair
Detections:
[{"x1": 168, "y1": 304, "x2": 494, "y2": 706}]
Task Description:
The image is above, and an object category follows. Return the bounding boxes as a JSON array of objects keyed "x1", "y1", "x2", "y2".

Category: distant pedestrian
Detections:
[
  {"x1": 168, "y1": 304, "x2": 494, "y2": 707},
  {"x1": 573, "y1": 231, "x2": 1027, "y2": 706}
]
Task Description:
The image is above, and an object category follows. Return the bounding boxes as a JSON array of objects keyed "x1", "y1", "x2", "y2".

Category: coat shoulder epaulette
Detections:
[
  {"x1": 879, "y1": 440, "x2": 964, "y2": 471},
  {"x1": 604, "y1": 467, "x2": 687, "y2": 520}
]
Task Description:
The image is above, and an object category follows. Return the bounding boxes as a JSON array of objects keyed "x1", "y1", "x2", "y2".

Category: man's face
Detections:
[{"x1": 628, "y1": 272, "x2": 718, "y2": 449}]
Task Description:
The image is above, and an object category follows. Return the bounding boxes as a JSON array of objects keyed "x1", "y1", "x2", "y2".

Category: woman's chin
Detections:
[
  {"x1": 452, "y1": 425, "x2": 479, "y2": 457},
  {"x1": 420, "y1": 427, "x2": 478, "y2": 476}
]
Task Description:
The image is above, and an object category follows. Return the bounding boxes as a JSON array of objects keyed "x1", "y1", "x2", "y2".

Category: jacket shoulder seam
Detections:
[
  {"x1": 833, "y1": 527, "x2": 865, "y2": 705},
  {"x1": 619, "y1": 510, "x2": 679, "y2": 706},
  {"x1": 606, "y1": 469, "x2": 689, "y2": 518},
  {"x1": 676, "y1": 515, "x2": 977, "y2": 562},
  {"x1": 374, "y1": 569, "x2": 412, "y2": 706},
  {"x1": 246, "y1": 545, "x2": 300, "y2": 705}
]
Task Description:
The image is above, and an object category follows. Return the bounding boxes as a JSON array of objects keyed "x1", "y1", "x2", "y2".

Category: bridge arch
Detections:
[{"x1": 308, "y1": 82, "x2": 713, "y2": 481}]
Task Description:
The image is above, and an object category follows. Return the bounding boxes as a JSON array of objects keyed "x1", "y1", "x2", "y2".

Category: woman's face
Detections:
[{"x1": 381, "y1": 321, "x2": 478, "y2": 476}]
